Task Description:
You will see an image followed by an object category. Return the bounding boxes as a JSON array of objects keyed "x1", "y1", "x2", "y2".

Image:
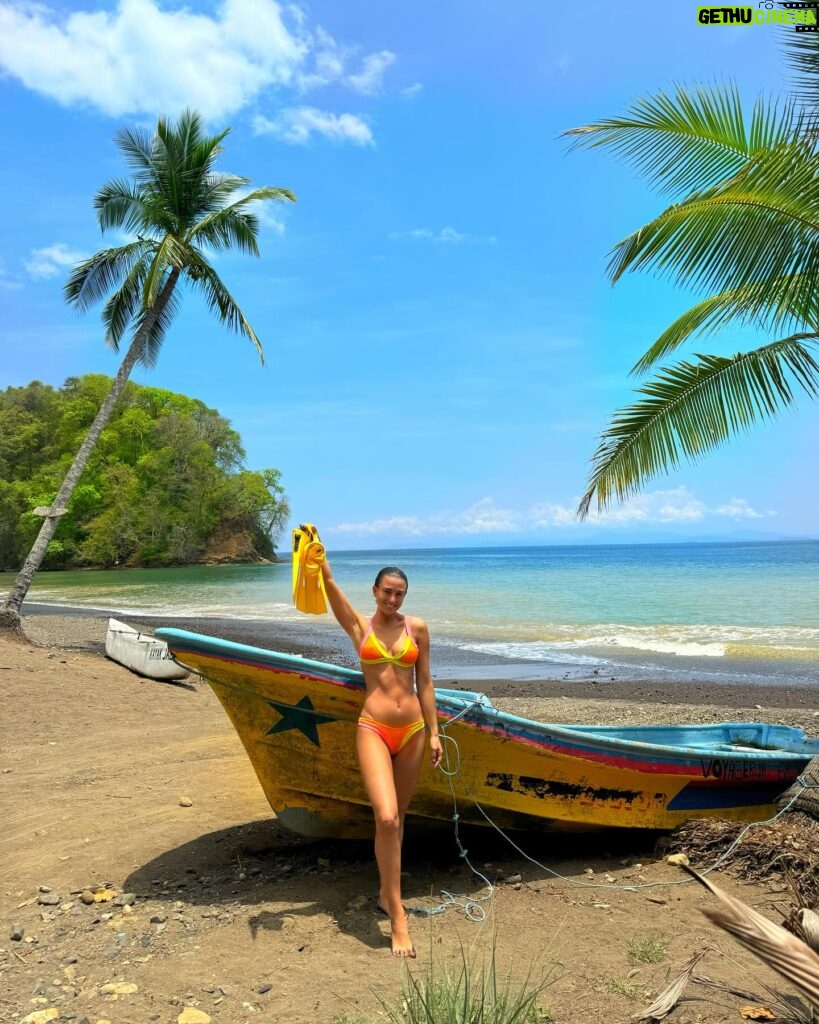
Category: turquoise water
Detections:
[{"x1": 6, "y1": 539, "x2": 819, "y2": 685}]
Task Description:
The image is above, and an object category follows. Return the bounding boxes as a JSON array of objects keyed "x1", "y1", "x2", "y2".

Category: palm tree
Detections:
[
  {"x1": 0, "y1": 110, "x2": 295, "y2": 635},
  {"x1": 565, "y1": 48, "x2": 819, "y2": 519}
]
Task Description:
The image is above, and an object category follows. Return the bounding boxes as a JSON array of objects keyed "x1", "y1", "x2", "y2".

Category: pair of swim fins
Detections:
[{"x1": 292, "y1": 523, "x2": 328, "y2": 615}]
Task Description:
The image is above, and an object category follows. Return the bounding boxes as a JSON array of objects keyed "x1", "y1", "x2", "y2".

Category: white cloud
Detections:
[
  {"x1": 713, "y1": 497, "x2": 770, "y2": 519},
  {"x1": 24, "y1": 243, "x2": 86, "y2": 279},
  {"x1": 401, "y1": 82, "x2": 423, "y2": 99},
  {"x1": 391, "y1": 226, "x2": 496, "y2": 245},
  {"x1": 347, "y1": 49, "x2": 395, "y2": 94},
  {"x1": 0, "y1": 0, "x2": 396, "y2": 128},
  {"x1": 253, "y1": 106, "x2": 373, "y2": 145},
  {"x1": 329, "y1": 487, "x2": 776, "y2": 538}
]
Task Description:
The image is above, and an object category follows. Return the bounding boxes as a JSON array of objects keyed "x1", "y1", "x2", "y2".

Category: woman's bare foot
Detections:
[{"x1": 390, "y1": 911, "x2": 416, "y2": 958}]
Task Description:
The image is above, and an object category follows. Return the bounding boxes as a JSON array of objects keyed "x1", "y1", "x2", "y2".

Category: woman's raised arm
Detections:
[{"x1": 321, "y1": 557, "x2": 365, "y2": 642}]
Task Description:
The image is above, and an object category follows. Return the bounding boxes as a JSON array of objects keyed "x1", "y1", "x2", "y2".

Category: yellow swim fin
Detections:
[{"x1": 292, "y1": 523, "x2": 328, "y2": 615}]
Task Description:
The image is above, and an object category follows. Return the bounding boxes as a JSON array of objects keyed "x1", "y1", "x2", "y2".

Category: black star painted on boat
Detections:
[{"x1": 265, "y1": 696, "x2": 336, "y2": 747}]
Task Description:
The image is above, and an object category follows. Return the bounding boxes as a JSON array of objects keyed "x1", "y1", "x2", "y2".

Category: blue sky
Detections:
[{"x1": 1, "y1": 0, "x2": 816, "y2": 549}]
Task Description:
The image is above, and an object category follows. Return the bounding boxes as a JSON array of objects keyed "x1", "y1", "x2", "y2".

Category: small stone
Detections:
[
  {"x1": 150, "y1": 914, "x2": 167, "y2": 924},
  {"x1": 100, "y1": 982, "x2": 138, "y2": 995},
  {"x1": 10, "y1": 923, "x2": 25, "y2": 941},
  {"x1": 178, "y1": 796, "x2": 193, "y2": 807},
  {"x1": 113, "y1": 893, "x2": 136, "y2": 907},
  {"x1": 666, "y1": 853, "x2": 690, "y2": 867},
  {"x1": 80, "y1": 891, "x2": 96, "y2": 905},
  {"x1": 177, "y1": 1008, "x2": 211, "y2": 1024},
  {"x1": 21, "y1": 1011, "x2": 59, "y2": 1024},
  {"x1": 505, "y1": 873, "x2": 521, "y2": 884},
  {"x1": 256, "y1": 983, "x2": 272, "y2": 994},
  {"x1": 38, "y1": 892, "x2": 60, "y2": 906},
  {"x1": 38, "y1": 886, "x2": 52, "y2": 893}
]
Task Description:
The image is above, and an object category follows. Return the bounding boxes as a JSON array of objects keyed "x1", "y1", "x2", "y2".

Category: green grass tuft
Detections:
[
  {"x1": 605, "y1": 977, "x2": 643, "y2": 1001},
  {"x1": 627, "y1": 932, "x2": 668, "y2": 965},
  {"x1": 378, "y1": 943, "x2": 561, "y2": 1024}
]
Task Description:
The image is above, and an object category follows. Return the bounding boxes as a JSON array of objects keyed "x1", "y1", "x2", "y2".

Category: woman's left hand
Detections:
[{"x1": 429, "y1": 734, "x2": 443, "y2": 769}]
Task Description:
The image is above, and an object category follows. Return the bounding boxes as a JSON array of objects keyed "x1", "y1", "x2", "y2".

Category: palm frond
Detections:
[
  {"x1": 684, "y1": 865, "x2": 819, "y2": 1012},
  {"x1": 189, "y1": 191, "x2": 294, "y2": 256},
  {"x1": 578, "y1": 334, "x2": 819, "y2": 518},
  {"x1": 186, "y1": 255, "x2": 265, "y2": 363},
  {"x1": 113, "y1": 124, "x2": 156, "y2": 175},
  {"x1": 782, "y1": 19, "x2": 819, "y2": 116},
  {"x1": 632, "y1": 275, "x2": 819, "y2": 374},
  {"x1": 130, "y1": 281, "x2": 183, "y2": 368},
  {"x1": 93, "y1": 180, "x2": 151, "y2": 234},
  {"x1": 64, "y1": 241, "x2": 151, "y2": 313},
  {"x1": 100, "y1": 259, "x2": 149, "y2": 350},
  {"x1": 195, "y1": 172, "x2": 252, "y2": 216},
  {"x1": 189, "y1": 186, "x2": 296, "y2": 251},
  {"x1": 607, "y1": 137, "x2": 819, "y2": 294},
  {"x1": 563, "y1": 83, "x2": 797, "y2": 197},
  {"x1": 142, "y1": 234, "x2": 191, "y2": 308}
]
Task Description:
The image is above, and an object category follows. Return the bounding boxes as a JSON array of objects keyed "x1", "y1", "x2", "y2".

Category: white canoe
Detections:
[{"x1": 105, "y1": 618, "x2": 191, "y2": 681}]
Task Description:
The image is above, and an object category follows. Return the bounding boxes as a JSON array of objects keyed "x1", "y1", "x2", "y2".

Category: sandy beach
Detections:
[{"x1": 2, "y1": 610, "x2": 818, "y2": 1024}]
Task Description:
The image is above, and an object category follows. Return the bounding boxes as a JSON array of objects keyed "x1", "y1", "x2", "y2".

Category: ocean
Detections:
[{"x1": 6, "y1": 539, "x2": 819, "y2": 687}]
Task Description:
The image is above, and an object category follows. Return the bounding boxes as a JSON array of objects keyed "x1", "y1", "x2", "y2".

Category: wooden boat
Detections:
[
  {"x1": 106, "y1": 618, "x2": 191, "y2": 681},
  {"x1": 156, "y1": 628, "x2": 819, "y2": 839}
]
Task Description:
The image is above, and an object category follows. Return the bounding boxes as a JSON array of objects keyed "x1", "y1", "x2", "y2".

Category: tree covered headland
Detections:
[{"x1": 0, "y1": 375, "x2": 289, "y2": 571}]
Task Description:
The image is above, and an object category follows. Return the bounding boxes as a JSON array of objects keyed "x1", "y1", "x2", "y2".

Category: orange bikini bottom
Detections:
[{"x1": 357, "y1": 715, "x2": 425, "y2": 756}]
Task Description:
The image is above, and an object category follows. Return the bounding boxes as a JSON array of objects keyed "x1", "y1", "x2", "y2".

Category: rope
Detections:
[{"x1": 411, "y1": 698, "x2": 816, "y2": 915}]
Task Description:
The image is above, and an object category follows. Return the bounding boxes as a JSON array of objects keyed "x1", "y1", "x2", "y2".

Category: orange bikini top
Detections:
[{"x1": 359, "y1": 617, "x2": 419, "y2": 668}]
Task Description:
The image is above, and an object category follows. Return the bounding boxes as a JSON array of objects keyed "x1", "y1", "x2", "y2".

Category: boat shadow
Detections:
[{"x1": 124, "y1": 818, "x2": 665, "y2": 951}]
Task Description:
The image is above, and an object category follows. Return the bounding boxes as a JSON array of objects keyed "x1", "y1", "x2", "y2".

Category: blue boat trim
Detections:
[{"x1": 667, "y1": 782, "x2": 786, "y2": 810}]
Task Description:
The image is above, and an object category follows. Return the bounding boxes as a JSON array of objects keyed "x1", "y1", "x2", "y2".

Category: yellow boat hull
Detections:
[{"x1": 157, "y1": 629, "x2": 819, "y2": 839}]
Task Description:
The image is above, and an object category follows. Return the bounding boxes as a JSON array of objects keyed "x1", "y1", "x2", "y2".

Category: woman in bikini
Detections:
[{"x1": 321, "y1": 558, "x2": 442, "y2": 958}]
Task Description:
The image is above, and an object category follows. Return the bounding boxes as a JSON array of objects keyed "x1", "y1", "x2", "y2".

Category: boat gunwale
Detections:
[{"x1": 156, "y1": 627, "x2": 819, "y2": 765}]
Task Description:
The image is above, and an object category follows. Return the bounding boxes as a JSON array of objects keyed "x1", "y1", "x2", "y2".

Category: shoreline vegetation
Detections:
[{"x1": 0, "y1": 375, "x2": 289, "y2": 575}]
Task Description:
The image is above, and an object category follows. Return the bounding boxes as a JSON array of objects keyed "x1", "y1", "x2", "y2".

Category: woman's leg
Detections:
[{"x1": 356, "y1": 726, "x2": 424, "y2": 957}]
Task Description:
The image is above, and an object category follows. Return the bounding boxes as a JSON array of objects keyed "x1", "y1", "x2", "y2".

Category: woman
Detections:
[{"x1": 321, "y1": 558, "x2": 442, "y2": 958}]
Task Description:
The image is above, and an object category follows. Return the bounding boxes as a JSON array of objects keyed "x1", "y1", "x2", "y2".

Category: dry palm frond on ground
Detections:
[{"x1": 684, "y1": 866, "x2": 819, "y2": 1014}]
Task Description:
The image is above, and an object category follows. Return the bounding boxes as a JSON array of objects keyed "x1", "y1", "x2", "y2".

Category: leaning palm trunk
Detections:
[
  {"x1": 1, "y1": 271, "x2": 180, "y2": 625},
  {"x1": 0, "y1": 110, "x2": 294, "y2": 637},
  {"x1": 778, "y1": 756, "x2": 819, "y2": 820}
]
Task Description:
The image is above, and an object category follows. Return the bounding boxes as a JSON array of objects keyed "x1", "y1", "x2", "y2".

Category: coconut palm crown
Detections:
[
  {"x1": 565, "y1": 75, "x2": 819, "y2": 519},
  {"x1": 1, "y1": 110, "x2": 295, "y2": 628}
]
